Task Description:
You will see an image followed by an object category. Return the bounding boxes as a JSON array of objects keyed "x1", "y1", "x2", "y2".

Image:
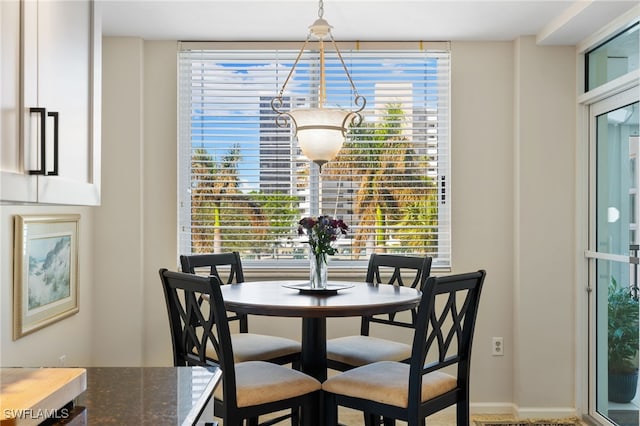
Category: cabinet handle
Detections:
[
  {"x1": 28, "y1": 107, "x2": 47, "y2": 175},
  {"x1": 47, "y1": 111, "x2": 59, "y2": 176}
]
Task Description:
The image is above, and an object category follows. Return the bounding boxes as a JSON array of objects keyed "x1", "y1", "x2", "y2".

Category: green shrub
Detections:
[{"x1": 608, "y1": 277, "x2": 639, "y2": 373}]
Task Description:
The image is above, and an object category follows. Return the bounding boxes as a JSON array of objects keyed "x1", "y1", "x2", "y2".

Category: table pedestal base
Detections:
[
  {"x1": 301, "y1": 318, "x2": 326, "y2": 426},
  {"x1": 301, "y1": 318, "x2": 327, "y2": 381}
]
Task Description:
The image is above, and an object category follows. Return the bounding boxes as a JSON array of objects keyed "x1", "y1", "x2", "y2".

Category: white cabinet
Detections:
[{"x1": 0, "y1": 0, "x2": 101, "y2": 205}]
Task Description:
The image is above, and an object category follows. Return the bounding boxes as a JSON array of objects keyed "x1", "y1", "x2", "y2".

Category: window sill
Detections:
[
  {"x1": 243, "y1": 265, "x2": 452, "y2": 281},
  {"x1": 243, "y1": 266, "x2": 367, "y2": 281}
]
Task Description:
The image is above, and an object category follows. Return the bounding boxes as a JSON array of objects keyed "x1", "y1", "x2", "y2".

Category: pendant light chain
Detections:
[
  {"x1": 270, "y1": 0, "x2": 366, "y2": 168},
  {"x1": 318, "y1": 0, "x2": 326, "y2": 105}
]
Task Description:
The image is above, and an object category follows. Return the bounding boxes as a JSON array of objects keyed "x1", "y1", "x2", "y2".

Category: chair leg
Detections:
[
  {"x1": 382, "y1": 417, "x2": 396, "y2": 426},
  {"x1": 224, "y1": 414, "x2": 243, "y2": 426},
  {"x1": 456, "y1": 401, "x2": 470, "y2": 426},
  {"x1": 323, "y1": 393, "x2": 338, "y2": 426},
  {"x1": 290, "y1": 407, "x2": 299, "y2": 426},
  {"x1": 364, "y1": 412, "x2": 379, "y2": 426}
]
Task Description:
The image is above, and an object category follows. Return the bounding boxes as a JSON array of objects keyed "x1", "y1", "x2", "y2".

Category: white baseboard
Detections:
[
  {"x1": 515, "y1": 407, "x2": 578, "y2": 419},
  {"x1": 467, "y1": 403, "x2": 578, "y2": 420},
  {"x1": 471, "y1": 402, "x2": 518, "y2": 415}
]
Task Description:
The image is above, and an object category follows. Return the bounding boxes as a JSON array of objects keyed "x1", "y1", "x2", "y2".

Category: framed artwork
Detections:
[{"x1": 13, "y1": 214, "x2": 80, "y2": 340}]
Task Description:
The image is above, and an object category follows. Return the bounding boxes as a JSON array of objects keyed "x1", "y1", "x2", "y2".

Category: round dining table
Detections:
[
  {"x1": 220, "y1": 280, "x2": 421, "y2": 426},
  {"x1": 219, "y1": 280, "x2": 422, "y2": 382}
]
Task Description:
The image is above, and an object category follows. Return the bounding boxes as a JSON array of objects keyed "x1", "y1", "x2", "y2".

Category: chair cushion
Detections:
[
  {"x1": 326, "y1": 335, "x2": 412, "y2": 366},
  {"x1": 206, "y1": 333, "x2": 301, "y2": 362},
  {"x1": 214, "y1": 361, "x2": 321, "y2": 407},
  {"x1": 322, "y1": 361, "x2": 457, "y2": 408}
]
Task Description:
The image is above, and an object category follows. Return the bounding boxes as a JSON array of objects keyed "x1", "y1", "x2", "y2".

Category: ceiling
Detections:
[{"x1": 99, "y1": 0, "x2": 638, "y2": 45}]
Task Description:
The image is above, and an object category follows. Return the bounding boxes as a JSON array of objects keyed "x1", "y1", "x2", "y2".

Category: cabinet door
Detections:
[
  {"x1": 1, "y1": 0, "x2": 101, "y2": 205},
  {"x1": 32, "y1": 0, "x2": 101, "y2": 205},
  {"x1": 1, "y1": 0, "x2": 38, "y2": 202}
]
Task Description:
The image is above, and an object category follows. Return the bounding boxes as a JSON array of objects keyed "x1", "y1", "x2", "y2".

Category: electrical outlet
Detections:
[
  {"x1": 59, "y1": 355, "x2": 66, "y2": 366},
  {"x1": 492, "y1": 337, "x2": 504, "y2": 356}
]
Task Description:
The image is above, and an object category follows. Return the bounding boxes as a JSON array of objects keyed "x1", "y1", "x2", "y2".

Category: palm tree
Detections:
[
  {"x1": 324, "y1": 103, "x2": 438, "y2": 257},
  {"x1": 190, "y1": 145, "x2": 269, "y2": 253},
  {"x1": 190, "y1": 147, "x2": 217, "y2": 252}
]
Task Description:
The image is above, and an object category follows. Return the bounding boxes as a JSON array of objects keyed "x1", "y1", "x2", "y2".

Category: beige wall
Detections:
[
  {"x1": 513, "y1": 37, "x2": 576, "y2": 414},
  {"x1": 141, "y1": 40, "x2": 180, "y2": 366},
  {"x1": 0, "y1": 36, "x2": 576, "y2": 417},
  {"x1": 92, "y1": 37, "x2": 146, "y2": 365},
  {"x1": 451, "y1": 40, "x2": 517, "y2": 411},
  {"x1": 0, "y1": 204, "x2": 95, "y2": 367}
]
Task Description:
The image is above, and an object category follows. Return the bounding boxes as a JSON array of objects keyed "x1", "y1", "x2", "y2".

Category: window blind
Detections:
[{"x1": 178, "y1": 42, "x2": 451, "y2": 268}]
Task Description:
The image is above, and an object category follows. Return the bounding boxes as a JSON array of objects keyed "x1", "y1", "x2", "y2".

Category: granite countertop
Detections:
[
  {"x1": 75, "y1": 367, "x2": 220, "y2": 425},
  {"x1": 0, "y1": 367, "x2": 221, "y2": 426},
  {"x1": 78, "y1": 368, "x2": 178, "y2": 425}
]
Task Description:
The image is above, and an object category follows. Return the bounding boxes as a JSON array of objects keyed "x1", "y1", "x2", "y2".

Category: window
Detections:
[
  {"x1": 586, "y1": 21, "x2": 639, "y2": 91},
  {"x1": 178, "y1": 42, "x2": 451, "y2": 269}
]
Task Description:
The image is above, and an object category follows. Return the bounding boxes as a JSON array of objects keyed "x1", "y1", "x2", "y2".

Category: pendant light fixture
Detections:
[{"x1": 271, "y1": 0, "x2": 366, "y2": 170}]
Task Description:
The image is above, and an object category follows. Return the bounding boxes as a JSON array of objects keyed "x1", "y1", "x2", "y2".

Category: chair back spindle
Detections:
[
  {"x1": 362, "y1": 254, "x2": 433, "y2": 335},
  {"x1": 180, "y1": 252, "x2": 247, "y2": 332},
  {"x1": 180, "y1": 252, "x2": 245, "y2": 284}
]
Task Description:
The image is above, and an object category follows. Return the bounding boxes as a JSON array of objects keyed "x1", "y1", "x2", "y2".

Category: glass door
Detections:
[{"x1": 589, "y1": 89, "x2": 639, "y2": 425}]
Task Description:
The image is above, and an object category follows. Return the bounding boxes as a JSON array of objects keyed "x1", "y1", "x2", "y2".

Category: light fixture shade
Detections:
[
  {"x1": 290, "y1": 108, "x2": 350, "y2": 166},
  {"x1": 271, "y1": 0, "x2": 366, "y2": 170}
]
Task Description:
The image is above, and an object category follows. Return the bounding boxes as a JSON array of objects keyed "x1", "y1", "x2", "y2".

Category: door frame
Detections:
[
  {"x1": 575, "y1": 8, "x2": 639, "y2": 422},
  {"x1": 583, "y1": 88, "x2": 639, "y2": 425}
]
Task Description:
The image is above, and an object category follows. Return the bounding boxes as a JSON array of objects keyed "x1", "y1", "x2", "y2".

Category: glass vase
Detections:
[{"x1": 309, "y1": 250, "x2": 328, "y2": 289}]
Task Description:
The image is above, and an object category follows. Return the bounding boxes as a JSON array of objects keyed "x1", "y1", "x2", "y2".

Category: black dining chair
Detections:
[
  {"x1": 322, "y1": 270, "x2": 486, "y2": 426},
  {"x1": 326, "y1": 254, "x2": 432, "y2": 371},
  {"x1": 180, "y1": 252, "x2": 301, "y2": 366},
  {"x1": 159, "y1": 269, "x2": 321, "y2": 426}
]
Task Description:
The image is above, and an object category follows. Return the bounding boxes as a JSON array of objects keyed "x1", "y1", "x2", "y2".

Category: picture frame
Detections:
[{"x1": 13, "y1": 214, "x2": 80, "y2": 340}]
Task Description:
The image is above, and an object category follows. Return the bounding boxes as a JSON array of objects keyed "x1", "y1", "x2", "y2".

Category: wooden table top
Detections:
[
  {"x1": 0, "y1": 367, "x2": 221, "y2": 426},
  {"x1": 220, "y1": 280, "x2": 422, "y2": 318},
  {"x1": 1, "y1": 368, "x2": 86, "y2": 425}
]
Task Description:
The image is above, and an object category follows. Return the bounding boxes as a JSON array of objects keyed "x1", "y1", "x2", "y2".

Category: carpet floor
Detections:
[
  {"x1": 246, "y1": 409, "x2": 589, "y2": 426},
  {"x1": 338, "y1": 410, "x2": 587, "y2": 426}
]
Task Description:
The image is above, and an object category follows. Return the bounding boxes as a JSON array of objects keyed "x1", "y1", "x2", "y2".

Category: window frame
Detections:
[{"x1": 178, "y1": 41, "x2": 452, "y2": 271}]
